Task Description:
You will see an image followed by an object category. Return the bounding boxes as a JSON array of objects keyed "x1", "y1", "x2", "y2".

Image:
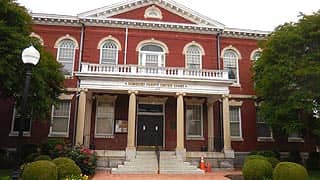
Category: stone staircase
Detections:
[
  {"x1": 112, "y1": 151, "x2": 158, "y2": 174},
  {"x1": 112, "y1": 151, "x2": 204, "y2": 174},
  {"x1": 160, "y1": 151, "x2": 204, "y2": 174}
]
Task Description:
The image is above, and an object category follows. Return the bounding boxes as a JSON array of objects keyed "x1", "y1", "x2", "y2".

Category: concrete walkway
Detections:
[{"x1": 91, "y1": 170, "x2": 242, "y2": 180}]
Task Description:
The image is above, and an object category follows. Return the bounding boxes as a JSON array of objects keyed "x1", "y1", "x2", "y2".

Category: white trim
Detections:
[
  {"x1": 221, "y1": 45, "x2": 242, "y2": 59},
  {"x1": 136, "y1": 39, "x2": 169, "y2": 53},
  {"x1": 221, "y1": 46, "x2": 241, "y2": 84},
  {"x1": 9, "y1": 105, "x2": 31, "y2": 137},
  {"x1": 55, "y1": 37, "x2": 77, "y2": 77},
  {"x1": 94, "y1": 95, "x2": 117, "y2": 138},
  {"x1": 182, "y1": 41, "x2": 205, "y2": 55},
  {"x1": 229, "y1": 100, "x2": 243, "y2": 107},
  {"x1": 185, "y1": 103, "x2": 204, "y2": 139},
  {"x1": 54, "y1": 34, "x2": 79, "y2": 49},
  {"x1": 30, "y1": 32, "x2": 44, "y2": 45},
  {"x1": 250, "y1": 48, "x2": 263, "y2": 61},
  {"x1": 230, "y1": 106, "x2": 242, "y2": 140},
  {"x1": 49, "y1": 100, "x2": 71, "y2": 137},
  {"x1": 97, "y1": 35, "x2": 122, "y2": 50},
  {"x1": 288, "y1": 137, "x2": 305, "y2": 143},
  {"x1": 144, "y1": 5, "x2": 163, "y2": 19}
]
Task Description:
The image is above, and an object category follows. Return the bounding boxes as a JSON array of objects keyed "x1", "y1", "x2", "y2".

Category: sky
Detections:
[{"x1": 17, "y1": 0, "x2": 320, "y2": 31}]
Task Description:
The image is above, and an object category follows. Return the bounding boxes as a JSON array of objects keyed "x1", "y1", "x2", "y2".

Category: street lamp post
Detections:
[{"x1": 13, "y1": 46, "x2": 40, "y2": 179}]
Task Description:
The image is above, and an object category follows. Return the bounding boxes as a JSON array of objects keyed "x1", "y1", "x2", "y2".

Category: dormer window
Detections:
[{"x1": 144, "y1": 5, "x2": 163, "y2": 19}]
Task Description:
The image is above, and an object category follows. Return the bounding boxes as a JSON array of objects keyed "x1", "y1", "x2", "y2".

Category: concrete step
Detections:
[
  {"x1": 112, "y1": 169, "x2": 158, "y2": 174},
  {"x1": 160, "y1": 169, "x2": 204, "y2": 174}
]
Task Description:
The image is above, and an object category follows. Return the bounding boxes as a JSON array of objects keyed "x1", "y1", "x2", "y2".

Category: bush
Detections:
[
  {"x1": 288, "y1": 150, "x2": 302, "y2": 164},
  {"x1": 273, "y1": 162, "x2": 308, "y2": 180},
  {"x1": 242, "y1": 159, "x2": 273, "y2": 180},
  {"x1": 41, "y1": 138, "x2": 68, "y2": 158},
  {"x1": 61, "y1": 174, "x2": 89, "y2": 180},
  {"x1": 21, "y1": 143, "x2": 38, "y2": 160},
  {"x1": 22, "y1": 160, "x2": 58, "y2": 180},
  {"x1": 244, "y1": 155, "x2": 267, "y2": 164},
  {"x1": 266, "y1": 157, "x2": 280, "y2": 168},
  {"x1": 0, "y1": 150, "x2": 16, "y2": 168},
  {"x1": 306, "y1": 152, "x2": 320, "y2": 170},
  {"x1": 68, "y1": 146, "x2": 97, "y2": 175},
  {"x1": 34, "y1": 155, "x2": 52, "y2": 161},
  {"x1": 249, "y1": 150, "x2": 277, "y2": 158},
  {"x1": 52, "y1": 157, "x2": 81, "y2": 179}
]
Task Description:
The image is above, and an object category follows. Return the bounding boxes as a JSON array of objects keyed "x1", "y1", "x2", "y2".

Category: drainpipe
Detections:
[
  {"x1": 216, "y1": 31, "x2": 221, "y2": 70},
  {"x1": 124, "y1": 27, "x2": 128, "y2": 64},
  {"x1": 73, "y1": 22, "x2": 85, "y2": 146}
]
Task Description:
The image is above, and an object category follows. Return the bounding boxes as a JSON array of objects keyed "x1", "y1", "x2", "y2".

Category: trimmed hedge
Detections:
[
  {"x1": 34, "y1": 155, "x2": 52, "y2": 161},
  {"x1": 242, "y1": 159, "x2": 273, "y2": 180},
  {"x1": 52, "y1": 157, "x2": 81, "y2": 179},
  {"x1": 244, "y1": 155, "x2": 267, "y2": 164},
  {"x1": 273, "y1": 162, "x2": 308, "y2": 180},
  {"x1": 22, "y1": 160, "x2": 58, "y2": 180},
  {"x1": 266, "y1": 157, "x2": 280, "y2": 168}
]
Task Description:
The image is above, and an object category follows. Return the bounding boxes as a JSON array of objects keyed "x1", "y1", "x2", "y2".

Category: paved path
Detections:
[{"x1": 92, "y1": 170, "x2": 242, "y2": 180}]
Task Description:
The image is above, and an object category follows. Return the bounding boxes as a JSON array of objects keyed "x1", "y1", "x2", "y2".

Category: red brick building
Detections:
[{"x1": 0, "y1": 0, "x2": 315, "y2": 170}]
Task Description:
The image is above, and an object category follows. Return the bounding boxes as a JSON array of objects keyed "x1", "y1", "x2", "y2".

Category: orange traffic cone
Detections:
[{"x1": 199, "y1": 156, "x2": 206, "y2": 171}]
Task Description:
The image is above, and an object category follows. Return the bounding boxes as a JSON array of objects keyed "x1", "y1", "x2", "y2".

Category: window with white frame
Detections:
[
  {"x1": 50, "y1": 100, "x2": 71, "y2": 137},
  {"x1": 230, "y1": 106, "x2": 242, "y2": 138},
  {"x1": 10, "y1": 105, "x2": 32, "y2": 136},
  {"x1": 139, "y1": 44, "x2": 165, "y2": 67},
  {"x1": 252, "y1": 51, "x2": 262, "y2": 61},
  {"x1": 256, "y1": 107, "x2": 272, "y2": 139},
  {"x1": 288, "y1": 131, "x2": 304, "y2": 142},
  {"x1": 57, "y1": 39, "x2": 76, "y2": 76},
  {"x1": 95, "y1": 99, "x2": 115, "y2": 137},
  {"x1": 186, "y1": 104, "x2": 203, "y2": 138},
  {"x1": 100, "y1": 40, "x2": 118, "y2": 64},
  {"x1": 144, "y1": 5, "x2": 162, "y2": 19},
  {"x1": 223, "y1": 50, "x2": 239, "y2": 83},
  {"x1": 186, "y1": 45, "x2": 202, "y2": 69}
]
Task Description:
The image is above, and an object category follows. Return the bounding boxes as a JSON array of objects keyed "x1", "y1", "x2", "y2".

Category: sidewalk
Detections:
[{"x1": 91, "y1": 170, "x2": 242, "y2": 180}]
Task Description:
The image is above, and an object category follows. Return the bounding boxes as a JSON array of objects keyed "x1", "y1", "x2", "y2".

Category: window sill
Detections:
[
  {"x1": 48, "y1": 134, "x2": 69, "y2": 138},
  {"x1": 64, "y1": 75, "x2": 74, "y2": 79},
  {"x1": 186, "y1": 136, "x2": 205, "y2": 141},
  {"x1": 230, "y1": 83, "x2": 241, "y2": 87},
  {"x1": 288, "y1": 137, "x2": 304, "y2": 143},
  {"x1": 9, "y1": 132, "x2": 31, "y2": 137},
  {"x1": 95, "y1": 135, "x2": 114, "y2": 139},
  {"x1": 257, "y1": 137, "x2": 275, "y2": 142},
  {"x1": 231, "y1": 137, "x2": 243, "y2": 141}
]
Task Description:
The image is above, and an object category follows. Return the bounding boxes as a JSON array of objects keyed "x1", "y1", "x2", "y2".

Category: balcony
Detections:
[{"x1": 79, "y1": 63, "x2": 229, "y2": 81}]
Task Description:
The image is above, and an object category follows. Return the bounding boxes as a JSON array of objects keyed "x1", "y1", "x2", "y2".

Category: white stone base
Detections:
[
  {"x1": 175, "y1": 148, "x2": 186, "y2": 161},
  {"x1": 223, "y1": 149, "x2": 235, "y2": 158},
  {"x1": 126, "y1": 147, "x2": 136, "y2": 160}
]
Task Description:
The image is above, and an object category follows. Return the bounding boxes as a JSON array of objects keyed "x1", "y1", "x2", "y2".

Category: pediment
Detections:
[{"x1": 78, "y1": 0, "x2": 225, "y2": 28}]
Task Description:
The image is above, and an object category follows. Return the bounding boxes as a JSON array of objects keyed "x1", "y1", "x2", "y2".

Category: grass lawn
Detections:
[
  {"x1": 0, "y1": 169, "x2": 11, "y2": 177},
  {"x1": 309, "y1": 171, "x2": 320, "y2": 180}
]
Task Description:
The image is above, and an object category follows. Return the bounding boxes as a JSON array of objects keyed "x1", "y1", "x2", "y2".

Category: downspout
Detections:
[
  {"x1": 73, "y1": 22, "x2": 85, "y2": 146},
  {"x1": 124, "y1": 27, "x2": 128, "y2": 64},
  {"x1": 216, "y1": 31, "x2": 221, "y2": 70}
]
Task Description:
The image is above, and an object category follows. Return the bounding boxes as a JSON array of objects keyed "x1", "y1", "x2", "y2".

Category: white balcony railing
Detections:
[{"x1": 80, "y1": 63, "x2": 229, "y2": 80}]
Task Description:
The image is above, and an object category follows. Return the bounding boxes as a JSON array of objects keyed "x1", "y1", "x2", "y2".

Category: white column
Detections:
[
  {"x1": 176, "y1": 92, "x2": 186, "y2": 160},
  {"x1": 222, "y1": 95, "x2": 234, "y2": 158},
  {"x1": 126, "y1": 90, "x2": 138, "y2": 160},
  {"x1": 76, "y1": 89, "x2": 87, "y2": 145},
  {"x1": 83, "y1": 92, "x2": 92, "y2": 148},
  {"x1": 207, "y1": 102, "x2": 215, "y2": 152}
]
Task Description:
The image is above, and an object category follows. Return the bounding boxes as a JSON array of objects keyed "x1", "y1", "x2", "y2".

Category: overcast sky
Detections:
[{"x1": 17, "y1": 0, "x2": 320, "y2": 31}]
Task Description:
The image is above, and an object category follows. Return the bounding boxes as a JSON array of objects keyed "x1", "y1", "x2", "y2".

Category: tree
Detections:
[
  {"x1": 0, "y1": 0, "x2": 64, "y2": 120},
  {"x1": 254, "y1": 11, "x2": 320, "y2": 140}
]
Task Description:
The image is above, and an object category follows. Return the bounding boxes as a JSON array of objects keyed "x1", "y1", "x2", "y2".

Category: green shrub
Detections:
[
  {"x1": 273, "y1": 162, "x2": 308, "y2": 180},
  {"x1": 61, "y1": 174, "x2": 89, "y2": 180},
  {"x1": 266, "y1": 157, "x2": 280, "y2": 168},
  {"x1": 34, "y1": 155, "x2": 52, "y2": 161},
  {"x1": 41, "y1": 138, "x2": 67, "y2": 158},
  {"x1": 249, "y1": 151, "x2": 277, "y2": 158},
  {"x1": 22, "y1": 160, "x2": 58, "y2": 180},
  {"x1": 242, "y1": 159, "x2": 273, "y2": 180},
  {"x1": 244, "y1": 155, "x2": 267, "y2": 164},
  {"x1": 24, "y1": 153, "x2": 40, "y2": 163},
  {"x1": 306, "y1": 152, "x2": 320, "y2": 170},
  {"x1": 52, "y1": 157, "x2": 81, "y2": 179},
  {"x1": 0, "y1": 176, "x2": 10, "y2": 180},
  {"x1": 68, "y1": 146, "x2": 97, "y2": 175},
  {"x1": 21, "y1": 143, "x2": 38, "y2": 160}
]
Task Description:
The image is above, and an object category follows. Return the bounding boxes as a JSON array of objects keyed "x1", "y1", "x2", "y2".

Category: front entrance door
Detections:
[{"x1": 137, "y1": 115, "x2": 163, "y2": 146}]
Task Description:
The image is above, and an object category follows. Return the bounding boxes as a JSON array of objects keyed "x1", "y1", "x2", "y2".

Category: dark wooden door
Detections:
[{"x1": 137, "y1": 115, "x2": 163, "y2": 146}]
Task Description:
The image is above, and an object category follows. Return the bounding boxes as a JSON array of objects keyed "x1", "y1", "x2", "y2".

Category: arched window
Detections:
[
  {"x1": 139, "y1": 44, "x2": 165, "y2": 67},
  {"x1": 223, "y1": 49, "x2": 239, "y2": 83},
  {"x1": 100, "y1": 40, "x2": 118, "y2": 64},
  {"x1": 186, "y1": 45, "x2": 202, "y2": 69},
  {"x1": 251, "y1": 50, "x2": 262, "y2": 61},
  {"x1": 57, "y1": 39, "x2": 76, "y2": 76}
]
